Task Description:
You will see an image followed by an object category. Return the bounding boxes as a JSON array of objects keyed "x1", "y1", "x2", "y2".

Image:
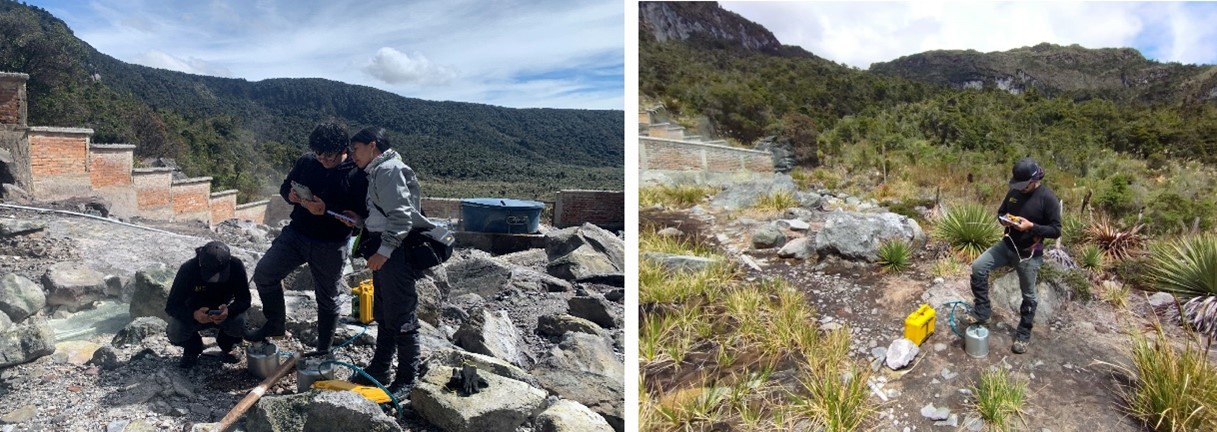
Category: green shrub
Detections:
[
  {"x1": 972, "y1": 368, "x2": 1028, "y2": 432},
  {"x1": 1125, "y1": 326, "x2": 1217, "y2": 431},
  {"x1": 1078, "y1": 244, "x2": 1105, "y2": 273},
  {"x1": 1146, "y1": 234, "x2": 1217, "y2": 299},
  {"x1": 1144, "y1": 192, "x2": 1215, "y2": 235},
  {"x1": 1096, "y1": 173, "x2": 1136, "y2": 219},
  {"x1": 877, "y1": 240, "x2": 912, "y2": 273},
  {"x1": 754, "y1": 191, "x2": 798, "y2": 212},
  {"x1": 933, "y1": 203, "x2": 1003, "y2": 260}
]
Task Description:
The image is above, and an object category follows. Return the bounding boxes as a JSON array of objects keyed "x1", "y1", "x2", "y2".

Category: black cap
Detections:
[
  {"x1": 196, "y1": 241, "x2": 231, "y2": 282},
  {"x1": 1009, "y1": 158, "x2": 1044, "y2": 190}
]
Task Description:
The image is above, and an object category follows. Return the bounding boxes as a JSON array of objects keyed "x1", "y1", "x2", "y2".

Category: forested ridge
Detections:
[{"x1": 1, "y1": 0, "x2": 623, "y2": 202}]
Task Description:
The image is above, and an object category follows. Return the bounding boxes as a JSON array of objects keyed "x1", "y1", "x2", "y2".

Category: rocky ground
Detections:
[
  {"x1": 641, "y1": 175, "x2": 1206, "y2": 432},
  {"x1": 0, "y1": 204, "x2": 625, "y2": 432}
]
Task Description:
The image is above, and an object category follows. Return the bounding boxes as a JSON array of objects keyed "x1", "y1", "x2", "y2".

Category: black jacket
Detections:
[
  {"x1": 280, "y1": 155, "x2": 369, "y2": 242},
  {"x1": 997, "y1": 184, "x2": 1062, "y2": 257},
  {"x1": 165, "y1": 257, "x2": 252, "y2": 323}
]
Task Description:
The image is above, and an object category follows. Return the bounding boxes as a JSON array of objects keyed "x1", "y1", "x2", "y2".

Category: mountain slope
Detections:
[
  {"x1": 870, "y1": 43, "x2": 1217, "y2": 103},
  {"x1": 0, "y1": 0, "x2": 622, "y2": 201}
]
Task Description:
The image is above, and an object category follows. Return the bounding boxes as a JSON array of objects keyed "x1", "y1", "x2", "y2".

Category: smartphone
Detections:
[
  {"x1": 290, "y1": 181, "x2": 314, "y2": 201},
  {"x1": 207, "y1": 309, "x2": 223, "y2": 315},
  {"x1": 327, "y1": 210, "x2": 357, "y2": 225}
]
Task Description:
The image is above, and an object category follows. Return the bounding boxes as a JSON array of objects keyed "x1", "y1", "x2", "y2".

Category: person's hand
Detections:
[
  {"x1": 193, "y1": 307, "x2": 211, "y2": 324},
  {"x1": 300, "y1": 196, "x2": 326, "y2": 216},
  {"x1": 1014, "y1": 218, "x2": 1034, "y2": 232},
  {"x1": 210, "y1": 304, "x2": 229, "y2": 324},
  {"x1": 287, "y1": 189, "x2": 301, "y2": 204},
  {"x1": 339, "y1": 210, "x2": 363, "y2": 228},
  {"x1": 368, "y1": 253, "x2": 388, "y2": 271}
]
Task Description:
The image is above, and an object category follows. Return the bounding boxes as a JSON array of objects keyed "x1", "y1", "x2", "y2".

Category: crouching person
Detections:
[{"x1": 165, "y1": 241, "x2": 251, "y2": 369}]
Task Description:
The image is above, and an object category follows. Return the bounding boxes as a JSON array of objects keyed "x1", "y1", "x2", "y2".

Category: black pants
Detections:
[
  {"x1": 252, "y1": 226, "x2": 349, "y2": 314},
  {"x1": 370, "y1": 234, "x2": 422, "y2": 385}
]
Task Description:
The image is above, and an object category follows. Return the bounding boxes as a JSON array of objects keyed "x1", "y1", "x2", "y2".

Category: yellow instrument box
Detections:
[
  {"x1": 352, "y1": 279, "x2": 374, "y2": 324},
  {"x1": 312, "y1": 379, "x2": 391, "y2": 403},
  {"x1": 904, "y1": 304, "x2": 936, "y2": 346}
]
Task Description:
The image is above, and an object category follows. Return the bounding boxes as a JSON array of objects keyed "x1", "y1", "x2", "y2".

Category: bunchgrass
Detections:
[
  {"x1": 1123, "y1": 325, "x2": 1217, "y2": 431},
  {"x1": 639, "y1": 228, "x2": 716, "y2": 257},
  {"x1": 791, "y1": 363, "x2": 875, "y2": 432},
  {"x1": 934, "y1": 202, "x2": 1003, "y2": 260},
  {"x1": 640, "y1": 184, "x2": 719, "y2": 209},
  {"x1": 1100, "y1": 281, "x2": 1131, "y2": 310},
  {"x1": 877, "y1": 240, "x2": 913, "y2": 273},
  {"x1": 1079, "y1": 243, "x2": 1106, "y2": 273},
  {"x1": 931, "y1": 256, "x2": 970, "y2": 277},
  {"x1": 971, "y1": 368, "x2": 1028, "y2": 432},
  {"x1": 754, "y1": 191, "x2": 799, "y2": 213}
]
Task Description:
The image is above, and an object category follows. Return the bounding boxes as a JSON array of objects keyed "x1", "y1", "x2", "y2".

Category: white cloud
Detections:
[
  {"x1": 133, "y1": 49, "x2": 233, "y2": 77},
  {"x1": 720, "y1": 1, "x2": 1217, "y2": 69},
  {"x1": 362, "y1": 47, "x2": 458, "y2": 86}
]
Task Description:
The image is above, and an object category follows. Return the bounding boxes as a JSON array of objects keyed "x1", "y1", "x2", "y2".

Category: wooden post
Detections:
[{"x1": 214, "y1": 354, "x2": 298, "y2": 432}]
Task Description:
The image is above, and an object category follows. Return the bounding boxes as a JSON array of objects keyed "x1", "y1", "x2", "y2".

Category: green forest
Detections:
[
  {"x1": 640, "y1": 27, "x2": 1217, "y2": 236},
  {"x1": 0, "y1": 0, "x2": 623, "y2": 202}
]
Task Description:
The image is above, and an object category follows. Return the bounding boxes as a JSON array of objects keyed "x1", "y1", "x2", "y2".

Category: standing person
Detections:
[
  {"x1": 339, "y1": 127, "x2": 434, "y2": 399},
  {"x1": 966, "y1": 157, "x2": 1062, "y2": 354},
  {"x1": 166, "y1": 241, "x2": 251, "y2": 369},
  {"x1": 244, "y1": 122, "x2": 369, "y2": 357}
]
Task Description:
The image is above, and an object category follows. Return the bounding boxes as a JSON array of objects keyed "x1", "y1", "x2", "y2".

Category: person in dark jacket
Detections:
[
  {"x1": 244, "y1": 122, "x2": 369, "y2": 356},
  {"x1": 339, "y1": 127, "x2": 433, "y2": 400},
  {"x1": 966, "y1": 157, "x2": 1062, "y2": 354},
  {"x1": 166, "y1": 241, "x2": 251, "y2": 369}
]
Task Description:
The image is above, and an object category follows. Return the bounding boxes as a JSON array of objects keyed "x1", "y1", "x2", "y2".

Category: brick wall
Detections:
[
  {"x1": 421, "y1": 197, "x2": 462, "y2": 219},
  {"x1": 171, "y1": 177, "x2": 212, "y2": 223},
  {"x1": 133, "y1": 168, "x2": 173, "y2": 219},
  {"x1": 88, "y1": 144, "x2": 137, "y2": 217},
  {"x1": 234, "y1": 200, "x2": 268, "y2": 224},
  {"x1": 29, "y1": 127, "x2": 93, "y2": 200},
  {"x1": 0, "y1": 73, "x2": 27, "y2": 127},
  {"x1": 209, "y1": 190, "x2": 238, "y2": 224},
  {"x1": 554, "y1": 190, "x2": 624, "y2": 231},
  {"x1": 640, "y1": 137, "x2": 773, "y2": 174}
]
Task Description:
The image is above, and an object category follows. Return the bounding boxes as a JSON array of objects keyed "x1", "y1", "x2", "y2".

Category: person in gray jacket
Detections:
[{"x1": 340, "y1": 126, "x2": 433, "y2": 399}]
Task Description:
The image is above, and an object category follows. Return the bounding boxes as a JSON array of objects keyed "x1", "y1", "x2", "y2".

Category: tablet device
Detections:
[
  {"x1": 290, "y1": 181, "x2": 314, "y2": 201},
  {"x1": 998, "y1": 214, "x2": 1021, "y2": 225}
]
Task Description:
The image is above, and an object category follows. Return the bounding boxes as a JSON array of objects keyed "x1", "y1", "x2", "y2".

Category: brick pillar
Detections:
[
  {"x1": 209, "y1": 189, "x2": 238, "y2": 225},
  {"x1": 89, "y1": 144, "x2": 137, "y2": 217},
  {"x1": 28, "y1": 127, "x2": 93, "y2": 200},
  {"x1": 170, "y1": 177, "x2": 213, "y2": 223}
]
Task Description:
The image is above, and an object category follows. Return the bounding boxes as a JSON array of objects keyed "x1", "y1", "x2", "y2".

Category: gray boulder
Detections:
[
  {"x1": 536, "y1": 399, "x2": 616, "y2": 432},
  {"x1": 531, "y1": 367, "x2": 624, "y2": 432},
  {"x1": 751, "y1": 224, "x2": 787, "y2": 249},
  {"x1": 1, "y1": 273, "x2": 45, "y2": 322},
  {"x1": 539, "y1": 332, "x2": 623, "y2": 379},
  {"x1": 446, "y1": 256, "x2": 512, "y2": 298},
  {"x1": 545, "y1": 223, "x2": 624, "y2": 281},
  {"x1": 510, "y1": 267, "x2": 574, "y2": 293},
  {"x1": 0, "y1": 219, "x2": 46, "y2": 237},
  {"x1": 42, "y1": 262, "x2": 107, "y2": 312},
  {"x1": 990, "y1": 268, "x2": 1071, "y2": 325},
  {"x1": 709, "y1": 175, "x2": 798, "y2": 210},
  {"x1": 103, "y1": 275, "x2": 123, "y2": 298},
  {"x1": 568, "y1": 295, "x2": 621, "y2": 329},
  {"x1": 537, "y1": 314, "x2": 603, "y2": 337},
  {"x1": 777, "y1": 237, "x2": 815, "y2": 260},
  {"x1": 641, "y1": 252, "x2": 720, "y2": 273},
  {"x1": 87, "y1": 345, "x2": 122, "y2": 370},
  {"x1": 815, "y1": 211, "x2": 925, "y2": 261},
  {"x1": 452, "y1": 308, "x2": 534, "y2": 369},
  {"x1": 128, "y1": 263, "x2": 177, "y2": 321},
  {"x1": 0, "y1": 316, "x2": 55, "y2": 367},
  {"x1": 112, "y1": 316, "x2": 168, "y2": 347},
  {"x1": 245, "y1": 392, "x2": 312, "y2": 432},
  {"x1": 412, "y1": 365, "x2": 547, "y2": 432},
  {"x1": 304, "y1": 390, "x2": 401, "y2": 432},
  {"x1": 0, "y1": 312, "x2": 9, "y2": 333},
  {"x1": 427, "y1": 348, "x2": 538, "y2": 387}
]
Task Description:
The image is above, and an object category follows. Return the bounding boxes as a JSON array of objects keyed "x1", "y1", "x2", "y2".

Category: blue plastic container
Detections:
[{"x1": 460, "y1": 198, "x2": 544, "y2": 234}]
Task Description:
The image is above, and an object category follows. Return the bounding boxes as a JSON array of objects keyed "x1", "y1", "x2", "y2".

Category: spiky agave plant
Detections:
[
  {"x1": 877, "y1": 240, "x2": 912, "y2": 273},
  {"x1": 933, "y1": 203, "x2": 1003, "y2": 260},
  {"x1": 1085, "y1": 215, "x2": 1146, "y2": 261},
  {"x1": 1146, "y1": 233, "x2": 1217, "y2": 339}
]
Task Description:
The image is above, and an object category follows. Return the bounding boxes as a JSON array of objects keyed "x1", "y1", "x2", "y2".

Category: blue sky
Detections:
[
  {"x1": 27, "y1": 0, "x2": 625, "y2": 110},
  {"x1": 721, "y1": 1, "x2": 1217, "y2": 69}
]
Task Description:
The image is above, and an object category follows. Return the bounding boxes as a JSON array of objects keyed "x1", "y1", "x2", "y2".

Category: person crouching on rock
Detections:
[{"x1": 165, "y1": 241, "x2": 251, "y2": 369}]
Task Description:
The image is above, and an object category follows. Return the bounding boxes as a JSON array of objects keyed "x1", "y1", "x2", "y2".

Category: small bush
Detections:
[
  {"x1": 972, "y1": 368, "x2": 1028, "y2": 432},
  {"x1": 1085, "y1": 215, "x2": 1146, "y2": 261},
  {"x1": 640, "y1": 184, "x2": 719, "y2": 209},
  {"x1": 754, "y1": 191, "x2": 798, "y2": 213},
  {"x1": 1078, "y1": 244, "x2": 1105, "y2": 273},
  {"x1": 1146, "y1": 233, "x2": 1217, "y2": 299},
  {"x1": 1125, "y1": 326, "x2": 1217, "y2": 431},
  {"x1": 933, "y1": 203, "x2": 1003, "y2": 260},
  {"x1": 877, "y1": 240, "x2": 912, "y2": 273},
  {"x1": 1144, "y1": 192, "x2": 1215, "y2": 236}
]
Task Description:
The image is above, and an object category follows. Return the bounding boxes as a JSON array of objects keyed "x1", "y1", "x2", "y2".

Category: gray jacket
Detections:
[{"x1": 363, "y1": 149, "x2": 434, "y2": 258}]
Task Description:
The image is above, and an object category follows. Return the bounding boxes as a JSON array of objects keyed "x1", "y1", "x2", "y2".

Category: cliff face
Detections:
[{"x1": 640, "y1": 2, "x2": 780, "y2": 52}]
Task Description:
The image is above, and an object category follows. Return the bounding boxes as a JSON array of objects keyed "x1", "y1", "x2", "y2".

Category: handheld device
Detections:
[
  {"x1": 207, "y1": 309, "x2": 223, "y2": 315},
  {"x1": 998, "y1": 214, "x2": 1023, "y2": 225},
  {"x1": 290, "y1": 181, "x2": 314, "y2": 201},
  {"x1": 327, "y1": 210, "x2": 357, "y2": 225}
]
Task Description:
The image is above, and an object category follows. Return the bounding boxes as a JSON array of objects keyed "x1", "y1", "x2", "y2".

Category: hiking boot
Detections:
[
  {"x1": 178, "y1": 334, "x2": 203, "y2": 369},
  {"x1": 1012, "y1": 339, "x2": 1029, "y2": 354},
  {"x1": 217, "y1": 331, "x2": 242, "y2": 364},
  {"x1": 960, "y1": 314, "x2": 989, "y2": 329},
  {"x1": 387, "y1": 381, "x2": 414, "y2": 402}
]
